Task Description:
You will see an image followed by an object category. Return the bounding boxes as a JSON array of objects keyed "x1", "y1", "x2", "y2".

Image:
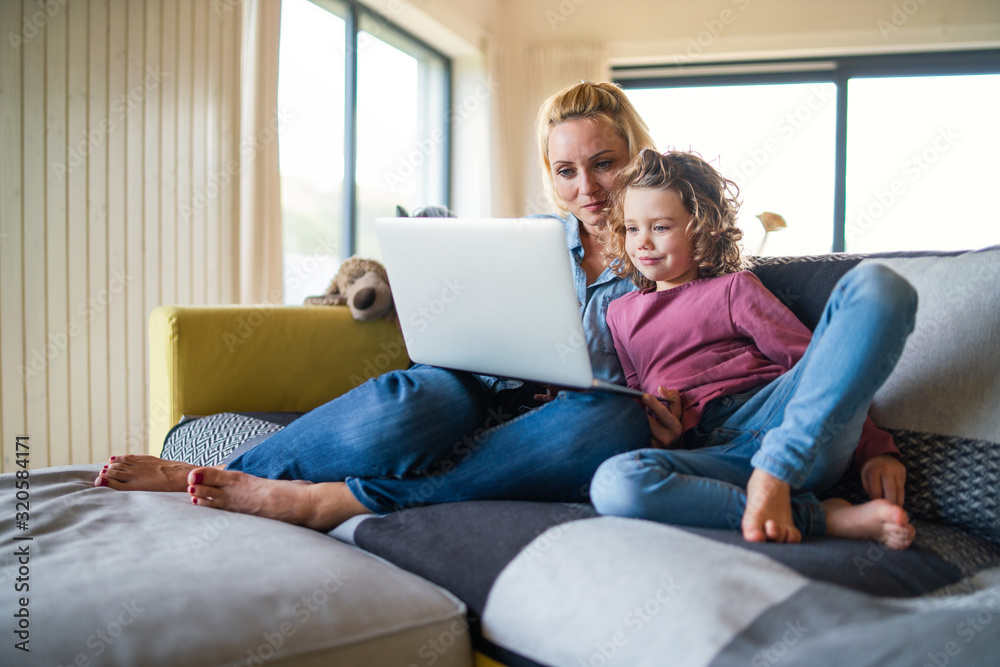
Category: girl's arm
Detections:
[
  {"x1": 609, "y1": 301, "x2": 683, "y2": 449},
  {"x1": 728, "y1": 272, "x2": 811, "y2": 369}
]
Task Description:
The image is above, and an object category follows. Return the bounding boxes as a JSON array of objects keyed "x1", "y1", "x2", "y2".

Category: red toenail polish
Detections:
[
  {"x1": 110, "y1": 456, "x2": 117, "y2": 461},
  {"x1": 192, "y1": 497, "x2": 199, "y2": 505},
  {"x1": 98, "y1": 478, "x2": 109, "y2": 487},
  {"x1": 188, "y1": 486, "x2": 195, "y2": 494},
  {"x1": 191, "y1": 472, "x2": 204, "y2": 485}
]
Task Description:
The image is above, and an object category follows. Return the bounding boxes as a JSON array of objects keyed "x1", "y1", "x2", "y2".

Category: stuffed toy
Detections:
[
  {"x1": 304, "y1": 256, "x2": 394, "y2": 321},
  {"x1": 305, "y1": 206, "x2": 456, "y2": 320}
]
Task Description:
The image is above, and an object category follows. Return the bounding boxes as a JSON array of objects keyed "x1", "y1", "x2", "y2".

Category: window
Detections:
[
  {"x1": 617, "y1": 51, "x2": 1000, "y2": 256},
  {"x1": 626, "y1": 83, "x2": 837, "y2": 256},
  {"x1": 845, "y1": 74, "x2": 1000, "y2": 253},
  {"x1": 278, "y1": 0, "x2": 450, "y2": 304}
]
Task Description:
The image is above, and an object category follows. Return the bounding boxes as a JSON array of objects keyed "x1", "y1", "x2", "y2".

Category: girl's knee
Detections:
[
  {"x1": 590, "y1": 451, "x2": 670, "y2": 518},
  {"x1": 843, "y1": 264, "x2": 918, "y2": 327}
]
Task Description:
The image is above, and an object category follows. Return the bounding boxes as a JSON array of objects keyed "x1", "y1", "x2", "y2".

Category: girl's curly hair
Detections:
[{"x1": 604, "y1": 149, "x2": 745, "y2": 289}]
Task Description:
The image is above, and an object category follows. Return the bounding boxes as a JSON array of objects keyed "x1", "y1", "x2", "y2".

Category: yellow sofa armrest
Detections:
[{"x1": 149, "y1": 305, "x2": 409, "y2": 456}]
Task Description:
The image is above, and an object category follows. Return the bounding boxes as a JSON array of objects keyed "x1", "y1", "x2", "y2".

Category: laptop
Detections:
[{"x1": 375, "y1": 216, "x2": 644, "y2": 398}]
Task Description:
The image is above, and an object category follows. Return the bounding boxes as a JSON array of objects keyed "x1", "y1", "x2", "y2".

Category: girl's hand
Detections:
[
  {"x1": 644, "y1": 387, "x2": 683, "y2": 449},
  {"x1": 860, "y1": 454, "x2": 906, "y2": 506}
]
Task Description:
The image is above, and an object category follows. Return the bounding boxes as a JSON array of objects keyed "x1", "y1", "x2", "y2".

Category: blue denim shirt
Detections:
[{"x1": 476, "y1": 213, "x2": 638, "y2": 393}]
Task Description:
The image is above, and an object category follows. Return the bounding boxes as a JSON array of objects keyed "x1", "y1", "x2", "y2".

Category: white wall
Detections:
[
  {"x1": 499, "y1": 0, "x2": 1000, "y2": 63},
  {"x1": 396, "y1": 0, "x2": 1000, "y2": 217}
]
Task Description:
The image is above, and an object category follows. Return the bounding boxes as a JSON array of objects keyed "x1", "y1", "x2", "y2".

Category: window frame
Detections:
[
  {"x1": 613, "y1": 49, "x2": 1000, "y2": 252},
  {"x1": 300, "y1": 0, "x2": 453, "y2": 257}
]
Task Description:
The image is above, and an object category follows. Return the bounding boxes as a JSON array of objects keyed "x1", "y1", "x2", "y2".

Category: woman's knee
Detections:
[{"x1": 368, "y1": 366, "x2": 486, "y2": 418}]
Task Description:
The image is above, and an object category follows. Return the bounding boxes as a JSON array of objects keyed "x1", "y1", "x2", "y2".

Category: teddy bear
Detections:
[
  {"x1": 304, "y1": 205, "x2": 456, "y2": 320},
  {"x1": 304, "y1": 256, "x2": 395, "y2": 321}
]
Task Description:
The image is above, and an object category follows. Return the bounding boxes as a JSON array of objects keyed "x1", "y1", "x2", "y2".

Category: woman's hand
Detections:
[
  {"x1": 644, "y1": 387, "x2": 683, "y2": 449},
  {"x1": 860, "y1": 454, "x2": 906, "y2": 506},
  {"x1": 533, "y1": 385, "x2": 576, "y2": 403}
]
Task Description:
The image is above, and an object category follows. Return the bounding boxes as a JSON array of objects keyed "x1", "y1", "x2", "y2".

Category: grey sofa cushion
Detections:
[{"x1": 0, "y1": 465, "x2": 471, "y2": 667}]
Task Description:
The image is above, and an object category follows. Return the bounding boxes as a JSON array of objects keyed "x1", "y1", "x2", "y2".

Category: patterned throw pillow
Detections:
[
  {"x1": 160, "y1": 413, "x2": 289, "y2": 467},
  {"x1": 825, "y1": 428, "x2": 1000, "y2": 546}
]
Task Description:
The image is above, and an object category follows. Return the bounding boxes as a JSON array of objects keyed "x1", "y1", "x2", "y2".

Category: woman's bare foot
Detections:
[
  {"x1": 186, "y1": 468, "x2": 371, "y2": 531},
  {"x1": 823, "y1": 497, "x2": 915, "y2": 550},
  {"x1": 742, "y1": 468, "x2": 802, "y2": 544},
  {"x1": 94, "y1": 455, "x2": 217, "y2": 492}
]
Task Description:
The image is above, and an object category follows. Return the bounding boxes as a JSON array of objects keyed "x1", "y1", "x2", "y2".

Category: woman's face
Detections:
[{"x1": 547, "y1": 118, "x2": 630, "y2": 230}]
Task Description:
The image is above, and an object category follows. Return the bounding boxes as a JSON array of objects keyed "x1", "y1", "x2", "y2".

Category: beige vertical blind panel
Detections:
[{"x1": 0, "y1": 0, "x2": 251, "y2": 472}]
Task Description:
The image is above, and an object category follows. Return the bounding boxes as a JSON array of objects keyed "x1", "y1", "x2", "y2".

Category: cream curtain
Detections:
[
  {"x1": 237, "y1": 0, "x2": 284, "y2": 304},
  {"x1": 490, "y1": 43, "x2": 609, "y2": 218}
]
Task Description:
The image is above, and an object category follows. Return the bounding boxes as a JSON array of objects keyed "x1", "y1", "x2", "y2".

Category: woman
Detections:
[{"x1": 97, "y1": 81, "x2": 681, "y2": 530}]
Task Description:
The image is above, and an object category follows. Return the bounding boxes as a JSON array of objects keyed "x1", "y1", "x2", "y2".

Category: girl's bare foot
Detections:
[
  {"x1": 742, "y1": 468, "x2": 802, "y2": 544},
  {"x1": 94, "y1": 455, "x2": 217, "y2": 492},
  {"x1": 186, "y1": 468, "x2": 371, "y2": 531},
  {"x1": 822, "y1": 497, "x2": 915, "y2": 550}
]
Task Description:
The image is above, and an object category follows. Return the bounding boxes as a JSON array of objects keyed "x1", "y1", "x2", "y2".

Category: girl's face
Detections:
[
  {"x1": 623, "y1": 187, "x2": 700, "y2": 291},
  {"x1": 547, "y1": 118, "x2": 630, "y2": 231}
]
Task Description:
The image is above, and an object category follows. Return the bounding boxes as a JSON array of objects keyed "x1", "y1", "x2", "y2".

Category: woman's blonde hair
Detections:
[
  {"x1": 537, "y1": 81, "x2": 656, "y2": 213},
  {"x1": 605, "y1": 149, "x2": 745, "y2": 289}
]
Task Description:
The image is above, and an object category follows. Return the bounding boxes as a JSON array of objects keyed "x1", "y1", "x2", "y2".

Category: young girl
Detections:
[{"x1": 591, "y1": 149, "x2": 917, "y2": 549}]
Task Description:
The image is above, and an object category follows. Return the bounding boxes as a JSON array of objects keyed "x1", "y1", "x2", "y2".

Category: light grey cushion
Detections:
[
  {"x1": 868, "y1": 245, "x2": 1000, "y2": 444},
  {"x1": 0, "y1": 465, "x2": 472, "y2": 667},
  {"x1": 479, "y1": 517, "x2": 1000, "y2": 667}
]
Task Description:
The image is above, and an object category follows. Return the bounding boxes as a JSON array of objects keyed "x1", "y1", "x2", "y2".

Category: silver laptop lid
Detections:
[{"x1": 375, "y1": 217, "x2": 597, "y2": 388}]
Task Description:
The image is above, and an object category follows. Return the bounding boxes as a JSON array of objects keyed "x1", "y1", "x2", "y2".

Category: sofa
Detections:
[{"x1": 2, "y1": 245, "x2": 999, "y2": 667}]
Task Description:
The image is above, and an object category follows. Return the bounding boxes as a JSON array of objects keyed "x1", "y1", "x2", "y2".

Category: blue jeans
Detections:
[
  {"x1": 226, "y1": 364, "x2": 651, "y2": 513},
  {"x1": 590, "y1": 264, "x2": 918, "y2": 536}
]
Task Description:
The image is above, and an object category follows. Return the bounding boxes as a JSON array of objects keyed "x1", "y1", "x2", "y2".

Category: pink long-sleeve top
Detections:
[{"x1": 606, "y1": 271, "x2": 897, "y2": 465}]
